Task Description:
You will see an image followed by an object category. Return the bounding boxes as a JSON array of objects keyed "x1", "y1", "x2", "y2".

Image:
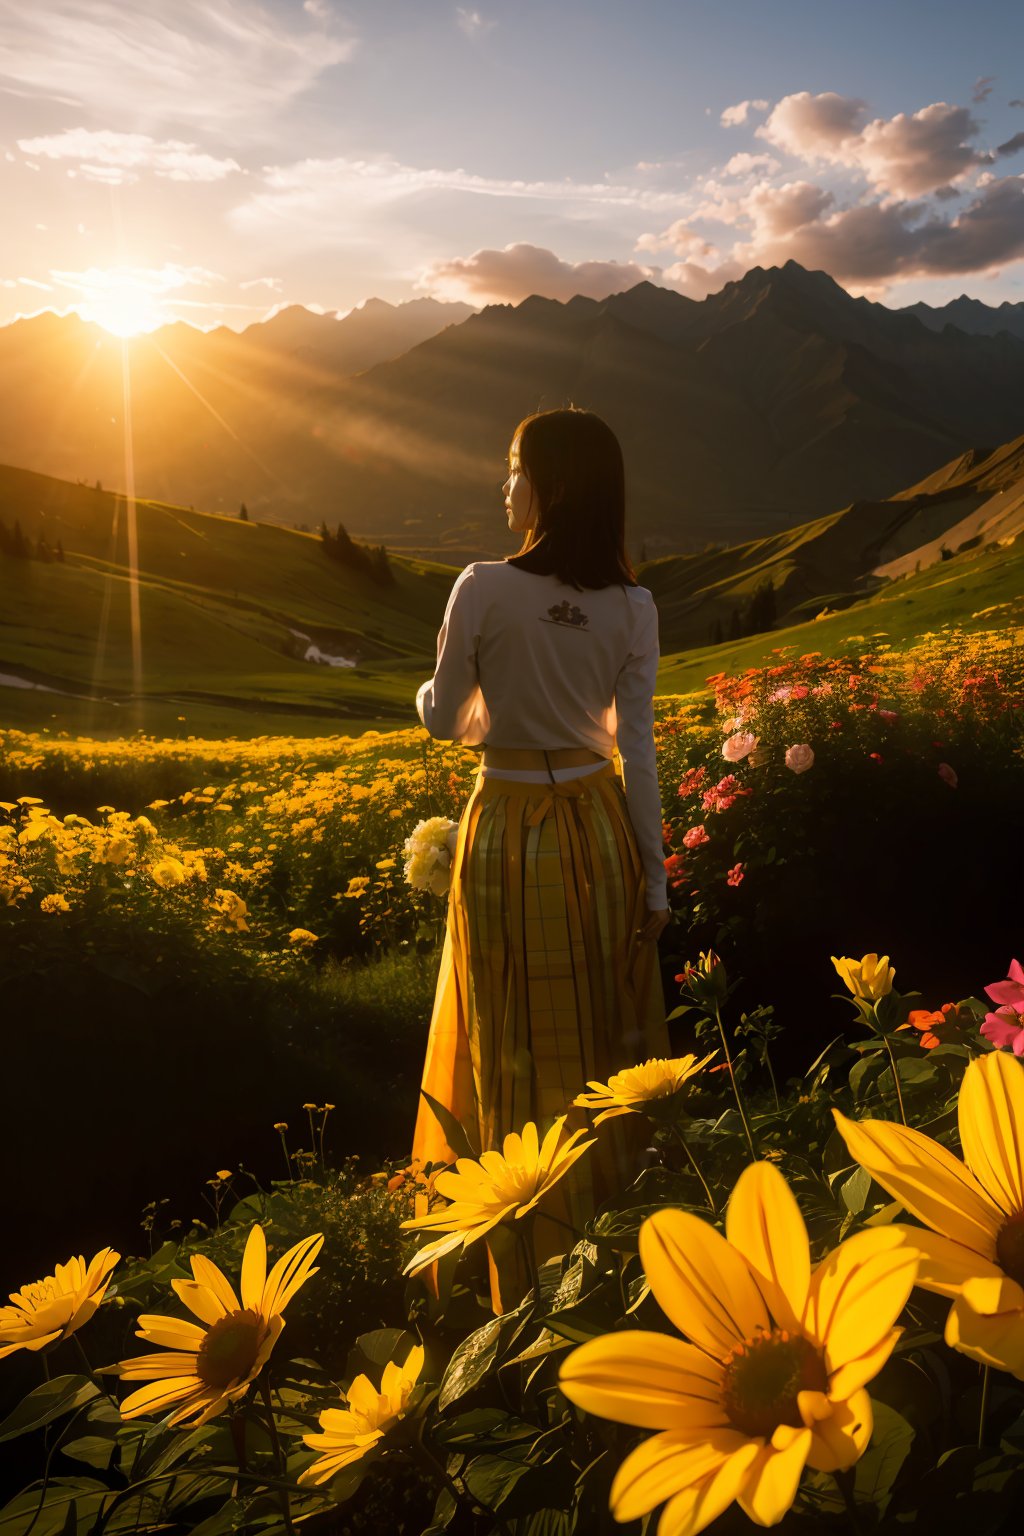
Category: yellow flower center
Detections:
[
  {"x1": 196, "y1": 1309, "x2": 264, "y2": 1390},
  {"x1": 721, "y1": 1329, "x2": 828, "y2": 1439},
  {"x1": 996, "y1": 1216, "x2": 1024, "y2": 1288}
]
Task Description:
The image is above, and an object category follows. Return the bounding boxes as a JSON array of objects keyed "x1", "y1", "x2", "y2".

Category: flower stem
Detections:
[
  {"x1": 513, "y1": 1216, "x2": 540, "y2": 1305},
  {"x1": 713, "y1": 1004, "x2": 758, "y2": 1160},
  {"x1": 409, "y1": 1437, "x2": 514, "y2": 1536},
  {"x1": 670, "y1": 1123, "x2": 717, "y2": 1214},
  {"x1": 882, "y1": 1033, "x2": 908, "y2": 1125},
  {"x1": 977, "y1": 1364, "x2": 991, "y2": 1448},
  {"x1": 832, "y1": 1468, "x2": 867, "y2": 1534},
  {"x1": 260, "y1": 1378, "x2": 295, "y2": 1536}
]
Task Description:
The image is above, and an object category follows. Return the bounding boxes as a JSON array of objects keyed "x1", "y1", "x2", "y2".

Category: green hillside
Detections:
[{"x1": 0, "y1": 463, "x2": 453, "y2": 737}]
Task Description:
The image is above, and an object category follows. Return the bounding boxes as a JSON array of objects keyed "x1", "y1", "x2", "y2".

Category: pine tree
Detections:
[
  {"x1": 36, "y1": 533, "x2": 53, "y2": 562},
  {"x1": 239, "y1": 503, "x2": 249, "y2": 521},
  {"x1": 55, "y1": 538, "x2": 65, "y2": 563}
]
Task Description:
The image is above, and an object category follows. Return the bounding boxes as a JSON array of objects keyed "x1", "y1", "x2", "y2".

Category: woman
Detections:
[{"x1": 413, "y1": 407, "x2": 670, "y2": 1301}]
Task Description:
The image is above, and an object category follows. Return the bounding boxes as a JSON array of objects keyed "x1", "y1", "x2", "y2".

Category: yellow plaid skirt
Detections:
[{"x1": 411, "y1": 760, "x2": 669, "y2": 1297}]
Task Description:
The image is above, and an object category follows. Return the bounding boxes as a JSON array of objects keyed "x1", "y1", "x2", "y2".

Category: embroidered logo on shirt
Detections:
[{"x1": 541, "y1": 601, "x2": 590, "y2": 629}]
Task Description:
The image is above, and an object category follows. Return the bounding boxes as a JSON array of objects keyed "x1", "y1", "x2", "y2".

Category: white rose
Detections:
[
  {"x1": 722, "y1": 731, "x2": 759, "y2": 763},
  {"x1": 785, "y1": 743, "x2": 815, "y2": 774}
]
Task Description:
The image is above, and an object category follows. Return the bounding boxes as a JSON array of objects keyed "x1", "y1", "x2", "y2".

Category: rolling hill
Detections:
[
  {"x1": 2, "y1": 429, "x2": 1022, "y2": 738},
  {"x1": 3, "y1": 263, "x2": 1024, "y2": 559}
]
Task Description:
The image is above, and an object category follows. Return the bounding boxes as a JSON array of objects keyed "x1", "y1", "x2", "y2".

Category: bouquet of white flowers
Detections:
[{"x1": 402, "y1": 816, "x2": 460, "y2": 897}]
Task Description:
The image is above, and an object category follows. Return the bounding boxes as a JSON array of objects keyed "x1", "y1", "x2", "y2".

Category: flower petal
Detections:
[
  {"x1": 559, "y1": 1331, "x2": 727, "y2": 1431},
  {"x1": 958, "y1": 1051, "x2": 1024, "y2": 1218},
  {"x1": 805, "y1": 1390, "x2": 873, "y2": 1473},
  {"x1": 261, "y1": 1233, "x2": 324, "y2": 1318},
  {"x1": 640, "y1": 1210, "x2": 770, "y2": 1358},
  {"x1": 832, "y1": 1109, "x2": 1000, "y2": 1258},
  {"x1": 133, "y1": 1315, "x2": 206, "y2": 1351},
  {"x1": 656, "y1": 1442, "x2": 761, "y2": 1536},
  {"x1": 960, "y1": 1275, "x2": 1024, "y2": 1316},
  {"x1": 827, "y1": 1328, "x2": 900, "y2": 1400},
  {"x1": 241, "y1": 1224, "x2": 267, "y2": 1312},
  {"x1": 610, "y1": 1430, "x2": 750, "y2": 1524},
  {"x1": 806, "y1": 1228, "x2": 918, "y2": 1372},
  {"x1": 186, "y1": 1255, "x2": 239, "y2": 1315},
  {"x1": 889, "y1": 1224, "x2": 1006, "y2": 1298},
  {"x1": 725, "y1": 1162, "x2": 810, "y2": 1332},
  {"x1": 736, "y1": 1427, "x2": 811, "y2": 1527},
  {"x1": 945, "y1": 1298, "x2": 1024, "y2": 1380},
  {"x1": 116, "y1": 1352, "x2": 203, "y2": 1380},
  {"x1": 119, "y1": 1377, "x2": 204, "y2": 1419}
]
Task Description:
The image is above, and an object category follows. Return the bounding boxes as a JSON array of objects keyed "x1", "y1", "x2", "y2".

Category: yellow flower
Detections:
[
  {"x1": 299, "y1": 1344, "x2": 425, "y2": 1485},
  {"x1": 559, "y1": 1163, "x2": 918, "y2": 1536},
  {"x1": 150, "y1": 857, "x2": 187, "y2": 888},
  {"x1": 0, "y1": 1248, "x2": 120, "y2": 1359},
  {"x1": 401, "y1": 1116, "x2": 595, "y2": 1276},
  {"x1": 39, "y1": 893, "x2": 71, "y2": 914},
  {"x1": 111, "y1": 1224, "x2": 323, "y2": 1425},
  {"x1": 209, "y1": 888, "x2": 249, "y2": 932},
  {"x1": 288, "y1": 928, "x2": 320, "y2": 946},
  {"x1": 343, "y1": 876, "x2": 370, "y2": 900},
  {"x1": 831, "y1": 953, "x2": 895, "y2": 1001},
  {"x1": 833, "y1": 1050, "x2": 1024, "y2": 1379},
  {"x1": 573, "y1": 1053, "x2": 717, "y2": 1126}
]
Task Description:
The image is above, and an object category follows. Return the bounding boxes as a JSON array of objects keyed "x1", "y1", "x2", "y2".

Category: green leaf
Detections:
[
  {"x1": 419, "y1": 1090, "x2": 480, "y2": 1160},
  {"x1": 0, "y1": 1478, "x2": 110, "y2": 1535},
  {"x1": 438, "y1": 1316, "x2": 503, "y2": 1411},
  {"x1": 346, "y1": 1327, "x2": 418, "y2": 1385},
  {"x1": 0, "y1": 1375, "x2": 100, "y2": 1443},
  {"x1": 840, "y1": 1165, "x2": 872, "y2": 1216},
  {"x1": 855, "y1": 1399, "x2": 913, "y2": 1513}
]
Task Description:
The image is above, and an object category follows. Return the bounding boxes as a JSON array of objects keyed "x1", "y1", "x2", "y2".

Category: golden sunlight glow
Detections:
[{"x1": 79, "y1": 288, "x2": 165, "y2": 337}]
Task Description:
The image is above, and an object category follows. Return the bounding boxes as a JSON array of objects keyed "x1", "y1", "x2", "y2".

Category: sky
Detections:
[{"x1": 3, "y1": 0, "x2": 1024, "y2": 333}]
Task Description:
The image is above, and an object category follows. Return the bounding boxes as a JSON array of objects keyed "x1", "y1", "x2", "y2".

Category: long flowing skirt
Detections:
[{"x1": 410, "y1": 760, "x2": 670, "y2": 1307}]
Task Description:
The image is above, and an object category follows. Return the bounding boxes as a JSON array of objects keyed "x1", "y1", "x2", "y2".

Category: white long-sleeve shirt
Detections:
[{"x1": 416, "y1": 561, "x2": 667, "y2": 910}]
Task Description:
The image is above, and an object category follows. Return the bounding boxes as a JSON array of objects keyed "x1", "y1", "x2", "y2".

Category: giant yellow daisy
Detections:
[
  {"x1": 111, "y1": 1224, "x2": 323, "y2": 1425},
  {"x1": 401, "y1": 1116, "x2": 594, "y2": 1277},
  {"x1": 559, "y1": 1162, "x2": 917, "y2": 1535},
  {"x1": 573, "y1": 1053, "x2": 717, "y2": 1126},
  {"x1": 299, "y1": 1344, "x2": 425, "y2": 1485},
  {"x1": 834, "y1": 1048, "x2": 1024, "y2": 1379},
  {"x1": 0, "y1": 1248, "x2": 120, "y2": 1359}
]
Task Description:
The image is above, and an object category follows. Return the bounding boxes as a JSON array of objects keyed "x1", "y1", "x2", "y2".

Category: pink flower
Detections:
[
  {"x1": 878, "y1": 709, "x2": 899, "y2": 724},
  {"x1": 937, "y1": 762, "x2": 958, "y2": 789},
  {"x1": 981, "y1": 1007, "x2": 1024, "y2": 1056},
  {"x1": 677, "y1": 766, "x2": 707, "y2": 798},
  {"x1": 664, "y1": 853, "x2": 689, "y2": 890},
  {"x1": 726, "y1": 862, "x2": 745, "y2": 887},
  {"x1": 722, "y1": 731, "x2": 759, "y2": 763},
  {"x1": 869, "y1": 752, "x2": 884, "y2": 764},
  {"x1": 768, "y1": 685, "x2": 793, "y2": 703},
  {"x1": 790, "y1": 685, "x2": 809, "y2": 700},
  {"x1": 784, "y1": 743, "x2": 815, "y2": 774},
  {"x1": 985, "y1": 958, "x2": 1024, "y2": 1013},
  {"x1": 682, "y1": 824, "x2": 710, "y2": 850}
]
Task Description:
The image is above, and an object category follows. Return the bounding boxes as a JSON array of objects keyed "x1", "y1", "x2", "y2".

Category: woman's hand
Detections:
[{"x1": 636, "y1": 907, "x2": 670, "y2": 943}]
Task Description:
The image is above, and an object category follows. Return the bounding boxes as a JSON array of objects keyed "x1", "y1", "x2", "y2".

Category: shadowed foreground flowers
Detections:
[
  {"x1": 572, "y1": 1052, "x2": 717, "y2": 1125},
  {"x1": 558, "y1": 1162, "x2": 918, "y2": 1535},
  {"x1": 401, "y1": 1115, "x2": 594, "y2": 1276},
  {"x1": 834, "y1": 1048, "x2": 1024, "y2": 1379},
  {"x1": 111, "y1": 1223, "x2": 323, "y2": 1425},
  {"x1": 0, "y1": 1248, "x2": 120, "y2": 1358},
  {"x1": 300, "y1": 1344, "x2": 425, "y2": 1485}
]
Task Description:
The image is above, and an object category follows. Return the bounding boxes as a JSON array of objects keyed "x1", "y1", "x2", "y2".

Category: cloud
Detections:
[
  {"x1": 416, "y1": 243, "x2": 665, "y2": 304},
  {"x1": 456, "y1": 8, "x2": 495, "y2": 36},
  {"x1": 757, "y1": 91, "x2": 991, "y2": 197},
  {"x1": 0, "y1": 0, "x2": 356, "y2": 130},
  {"x1": 50, "y1": 263, "x2": 223, "y2": 296},
  {"x1": 720, "y1": 98, "x2": 769, "y2": 127},
  {"x1": 15, "y1": 128, "x2": 241, "y2": 184},
  {"x1": 997, "y1": 130, "x2": 1024, "y2": 157},
  {"x1": 1012, "y1": 99, "x2": 1024, "y2": 109},
  {"x1": 728, "y1": 173, "x2": 1024, "y2": 283},
  {"x1": 635, "y1": 220, "x2": 719, "y2": 258},
  {"x1": 972, "y1": 75, "x2": 996, "y2": 104},
  {"x1": 239, "y1": 276, "x2": 284, "y2": 292},
  {"x1": 722, "y1": 151, "x2": 781, "y2": 178}
]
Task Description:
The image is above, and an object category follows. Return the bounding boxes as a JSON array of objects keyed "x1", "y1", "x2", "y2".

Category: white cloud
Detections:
[
  {"x1": 18, "y1": 276, "x2": 53, "y2": 290},
  {"x1": 722, "y1": 151, "x2": 781, "y2": 178},
  {"x1": 757, "y1": 91, "x2": 991, "y2": 198},
  {"x1": 239, "y1": 276, "x2": 284, "y2": 291},
  {"x1": 50, "y1": 263, "x2": 223, "y2": 296},
  {"x1": 417, "y1": 243, "x2": 666, "y2": 304},
  {"x1": 16, "y1": 128, "x2": 241, "y2": 185},
  {"x1": 720, "y1": 98, "x2": 769, "y2": 127},
  {"x1": 0, "y1": 0, "x2": 356, "y2": 130},
  {"x1": 456, "y1": 8, "x2": 495, "y2": 36},
  {"x1": 635, "y1": 220, "x2": 718, "y2": 258}
]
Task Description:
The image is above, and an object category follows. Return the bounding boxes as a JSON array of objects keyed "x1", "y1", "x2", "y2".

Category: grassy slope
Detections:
[{"x1": 0, "y1": 464, "x2": 455, "y2": 736}]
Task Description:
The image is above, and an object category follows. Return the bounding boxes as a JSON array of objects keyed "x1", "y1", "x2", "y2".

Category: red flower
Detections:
[{"x1": 726, "y1": 862, "x2": 745, "y2": 887}]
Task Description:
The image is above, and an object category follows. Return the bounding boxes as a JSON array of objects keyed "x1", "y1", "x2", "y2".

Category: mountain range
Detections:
[{"x1": 3, "y1": 263, "x2": 1024, "y2": 560}]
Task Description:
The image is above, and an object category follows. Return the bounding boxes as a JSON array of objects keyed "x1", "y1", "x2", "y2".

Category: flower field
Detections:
[{"x1": 2, "y1": 620, "x2": 1024, "y2": 1533}]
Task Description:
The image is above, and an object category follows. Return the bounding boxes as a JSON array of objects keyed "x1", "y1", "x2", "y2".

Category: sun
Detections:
[{"x1": 79, "y1": 289, "x2": 166, "y2": 338}]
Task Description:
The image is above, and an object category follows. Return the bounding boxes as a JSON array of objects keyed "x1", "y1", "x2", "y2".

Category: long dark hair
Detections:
[{"x1": 505, "y1": 407, "x2": 637, "y2": 590}]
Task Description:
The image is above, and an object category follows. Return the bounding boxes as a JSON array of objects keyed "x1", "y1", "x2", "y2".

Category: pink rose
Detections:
[
  {"x1": 790, "y1": 685, "x2": 809, "y2": 700},
  {"x1": 769, "y1": 685, "x2": 792, "y2": 703},
  {"x1": 682, "y1": 824, "x2": 710, "y2": 850},
  {"x1": 722, "y1": 731, "x2": 758, "y2": 763},
  {"x1": 937, "y1": 762, "x2": 958, "y2": 789},
  {"x1": 726, "y1": 862, "x2": 745, "y2": 887},
  {"x1": 784, "y1": 744, "x2": 815, "y2": 774}
]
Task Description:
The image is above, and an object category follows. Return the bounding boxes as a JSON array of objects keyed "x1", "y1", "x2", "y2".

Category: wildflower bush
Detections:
[{"x1": 5, "y1": 949, "x2": 1024, "y2": 1533}]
